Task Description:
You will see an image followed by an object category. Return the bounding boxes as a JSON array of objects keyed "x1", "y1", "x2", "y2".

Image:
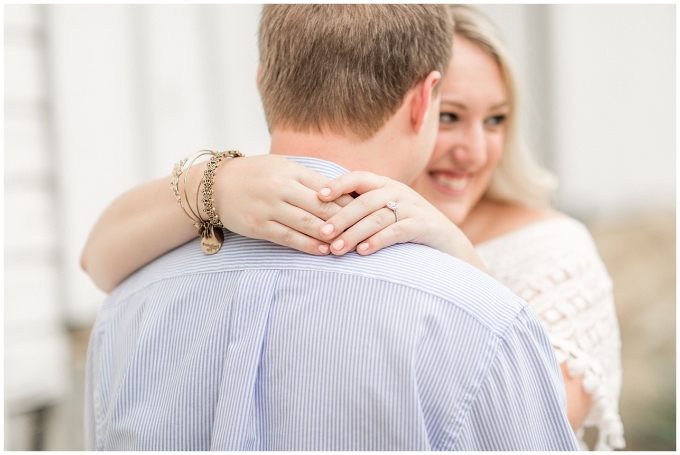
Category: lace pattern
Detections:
[{"x1": 476, "y1": 217, "x2": 625, "y2": 450}]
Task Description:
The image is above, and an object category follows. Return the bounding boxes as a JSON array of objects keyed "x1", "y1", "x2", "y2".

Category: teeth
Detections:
[{"x1": 433, "y1": 173, "x2": 467, "y2": 191}]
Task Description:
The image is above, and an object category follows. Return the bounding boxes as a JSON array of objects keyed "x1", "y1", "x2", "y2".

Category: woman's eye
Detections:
[
  {"x1": 485, "y1": 115, "x2": 506, "y2": 126},
  {"x1": 439, "y1": 113, "x2": 458, "y2": 124}
]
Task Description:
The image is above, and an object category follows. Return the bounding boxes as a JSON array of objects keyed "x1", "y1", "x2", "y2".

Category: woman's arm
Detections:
[
  {"x1": 81, "y1": 154, "x2": 351, "y2": 292},
  {"x1": 81, "y1": 173, "x2": 199, "y2": 293},
  {"x1": 82, "y1": 159, "x2": 483, "y2": 294},
  {"x1": 561, "y1": 363, "x2": 593, "y2": 431}
]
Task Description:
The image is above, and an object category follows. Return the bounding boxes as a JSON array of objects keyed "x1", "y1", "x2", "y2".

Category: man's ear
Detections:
[
  {"x1": 256, "y1": 65, "x2": 261, "y2": 90},
  {"x1": 410, "y1": 70, "x2": 441, "y2": 133}
]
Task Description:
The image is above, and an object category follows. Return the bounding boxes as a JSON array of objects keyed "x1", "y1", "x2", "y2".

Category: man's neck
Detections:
[{"x1": 269, "y1": 128, "x2": 406, "y2": 180}]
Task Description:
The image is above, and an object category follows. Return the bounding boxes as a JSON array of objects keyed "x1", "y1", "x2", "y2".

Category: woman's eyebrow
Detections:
[
  {"x1": 440, "y1": 100, "x2": 467, "y2": 110},
  {"x1": 440, "y1": 100, "x2": 509, "y2": 111}
]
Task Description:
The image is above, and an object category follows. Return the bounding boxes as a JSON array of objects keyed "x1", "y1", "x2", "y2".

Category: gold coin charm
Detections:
[{"x1": 201, "y1": 224, "x2": 224, "y2": 255}]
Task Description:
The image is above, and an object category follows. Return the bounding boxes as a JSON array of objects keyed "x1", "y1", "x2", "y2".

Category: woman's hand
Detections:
[
  {"x1": 210, "y1": 154, "x2": 353, "y2": 255},
  {"x1": 314, "y1": 171, "x2": 487, "y2": 272},
  {"x1": 81, "y1": 154, "x2": 352, "y2": 293}
]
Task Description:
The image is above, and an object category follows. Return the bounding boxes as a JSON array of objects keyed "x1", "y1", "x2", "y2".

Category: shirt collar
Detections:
[{"x1": 283, "y1": 156, "x2": 349, "y2": 180}]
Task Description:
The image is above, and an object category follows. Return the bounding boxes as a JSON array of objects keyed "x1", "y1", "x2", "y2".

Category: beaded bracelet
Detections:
[
  {"x1": 200, "y1": 150, "x2": 244, "y2": 229},
  {"x1": 170, "y1": 149, "x2": 244, "y2": 254}
]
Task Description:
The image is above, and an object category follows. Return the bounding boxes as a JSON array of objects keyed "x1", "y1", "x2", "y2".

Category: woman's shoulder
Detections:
[
  {"x1": 472, "y1": 202, "x2": 602, "y2": 270},
  {"x1": 467, "y1": 199, "x2": 573, "y2": 245},
  {"x1": 487, "y1": 203, "x2": 566, "y2": 238}
]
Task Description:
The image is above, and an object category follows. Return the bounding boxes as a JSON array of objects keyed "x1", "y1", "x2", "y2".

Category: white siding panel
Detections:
[
  {"x1": 4, "y1": 189, "x2": 57, "y2": 255},
  {"x1": 5, "y1": 335, "x2": 70, "y2": 414},
  {"x1": 550, "y1": 5, "x2": 676, "y2": 218},
  {"x1": 210, "y1": 5, "x2": 270, "y2": 157},
  {"x1": 4, "y1": 4, "x2": 41, "y2": 29},
  {"x1": 5, "y1": 3, "x2": 71, "y2": 419},
  {"x1": 4, "y1": 117, "x2": 51, "y2": 175},
  {"x1": 141, "y1": 5, "x2": 218, "y2": 176},
  {"x1": 46, "y1": 5, "x2": 142, "y2": 324},
  {"x1": 5, "y1": 206, "x2": 68, "y2": 415},
  {"x1": 475, "y1": 5, "x2": 530, "y2": 74},
  {"x1": 4, "y1": 265, "x2": 60, "y2": 333},
  {"x1": 4, "y1": 42, "x2": 46, "y2": 101},
  {"x1": 138, "y1": 4, "x2": 269, "y2": 173}
]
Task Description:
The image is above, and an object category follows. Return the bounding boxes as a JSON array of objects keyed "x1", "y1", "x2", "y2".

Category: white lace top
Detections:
[{"x1": 475, "y1": 217, "x2": 625, "y2": 450}]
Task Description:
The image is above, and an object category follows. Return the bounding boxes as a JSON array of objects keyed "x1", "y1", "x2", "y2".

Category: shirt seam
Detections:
[
  {"x1": 441, "y1": 306, "x2": 531, "y2": 449},
  {"x1": 110, "y1": 265, "x2": 526, "y2": 339}
]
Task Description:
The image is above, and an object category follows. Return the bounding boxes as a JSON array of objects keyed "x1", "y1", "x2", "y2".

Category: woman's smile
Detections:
[{"x1": 428, "y1": 170, "x2": 470, "y2": 195}]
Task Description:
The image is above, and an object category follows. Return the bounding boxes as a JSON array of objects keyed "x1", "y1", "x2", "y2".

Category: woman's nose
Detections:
[{"x1": 451, "y1": 124, "x2": 487, "y2": 167}]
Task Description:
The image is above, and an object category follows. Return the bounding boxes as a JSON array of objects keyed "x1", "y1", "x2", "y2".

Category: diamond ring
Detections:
[{"x1": 386, "y1": 201, "x2": 398, "y2": 222}]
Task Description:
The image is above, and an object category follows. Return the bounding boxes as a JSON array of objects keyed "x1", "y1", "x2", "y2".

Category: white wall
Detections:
[
  {"x1": 478, "y1": 5, "x2": 676, "y2": 220},
  {"x1": 549, "y1": 5, "x2": 675, "y2": 219},
  {"x1": 4, "y1": 2, "x2": 70, "y2": 427}
]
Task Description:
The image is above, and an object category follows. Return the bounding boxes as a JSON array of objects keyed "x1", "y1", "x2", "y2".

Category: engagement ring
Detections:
[{"x1": 386, "y1": 201, "x2": 399, "y2": 222}]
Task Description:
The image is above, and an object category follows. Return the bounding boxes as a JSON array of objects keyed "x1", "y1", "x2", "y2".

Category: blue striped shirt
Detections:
[{"x1": 85, "y1": 156, "x2": 580, "y2": 451}]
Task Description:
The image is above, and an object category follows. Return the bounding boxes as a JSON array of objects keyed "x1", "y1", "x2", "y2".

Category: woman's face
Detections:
[{"x1": 410, "y1": 35, "x2": 508, "y2": 225}]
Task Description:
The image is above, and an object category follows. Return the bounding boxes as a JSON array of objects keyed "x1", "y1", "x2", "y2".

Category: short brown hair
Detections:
[{"x1": 258, "y1": 5, "x2": 453, "y2": 140}]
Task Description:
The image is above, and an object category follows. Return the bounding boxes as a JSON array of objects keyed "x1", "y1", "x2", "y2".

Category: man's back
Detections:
[{"x1": 85, "y1": 158, "x2": 578, "y2": 451}]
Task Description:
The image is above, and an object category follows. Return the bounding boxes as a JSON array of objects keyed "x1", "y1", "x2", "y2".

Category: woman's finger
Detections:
[
  {"x1": 292, "y1": 161, "x2": 354, "y2": 206},
  {"x1": 333, "y1": 193, "x2": 355, "y2": 208},
  {"x1": 270, "y1": 202, "x2": 331, "y2": 242},
  {"x1": 263, "y1": 221, "x2": 331, "y2": 255},
  {"x1": 328, "y1": 207, "x2": 397, "y2": 255},
  {"x1": 294, "y1": 163, "x2": 333, "y2": 191},
  {"x1": 317, "y1": 171, "x2": 389, "y2": 201},
  {"x1": 283, "y1": 183, "x2": 344, "y2": 222},
  {"x1": 355, "y1": 218, "x2": 418, "y2": 255},
  {"x1": 287, "y1": 165, "x2": 354, "y2": 208},
  {"x1": 319, "y1": 188, "x2": 393, "y2": 239}
]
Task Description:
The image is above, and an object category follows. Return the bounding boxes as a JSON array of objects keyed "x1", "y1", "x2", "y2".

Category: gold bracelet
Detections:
[
  {"x1": 171, "y1": 150, "x2": 213, "y2": 228},
  {"x1": 170, "y1": 149, "x2": 244, "y2": 255},
  {"x1": 183, "y1": 151, "x2": 214, "y2": 224}
]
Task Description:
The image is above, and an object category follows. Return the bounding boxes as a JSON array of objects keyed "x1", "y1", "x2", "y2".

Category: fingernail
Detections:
[
  {"x1": 318, "y1": 244, "x2": 329, "y2": 254},
  {"x1": 358, "y1": 242, "x2": 369, "y2": 251},
  {"x1": 321, "y1": 224, "x2": 334, "y2": 235},
  {"x1": 332, "y1": 239, "x2": 344, "y2": 250},
  {"x1": 319, "y1": 188, "x2": 331, "y2": 197}
]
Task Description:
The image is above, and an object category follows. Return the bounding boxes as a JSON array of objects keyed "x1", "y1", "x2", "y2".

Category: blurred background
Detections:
[{"x1": 4, "y1": 4, "x2": 675, "y2": 450}]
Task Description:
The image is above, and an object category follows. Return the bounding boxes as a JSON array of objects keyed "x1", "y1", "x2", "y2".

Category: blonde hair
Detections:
[
  {"x1": 449, "y1": 5, "x2": 557, "y2": 208},
  {"x1": 258, "y1": 5, "x2": 453, "y2": 141}
]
